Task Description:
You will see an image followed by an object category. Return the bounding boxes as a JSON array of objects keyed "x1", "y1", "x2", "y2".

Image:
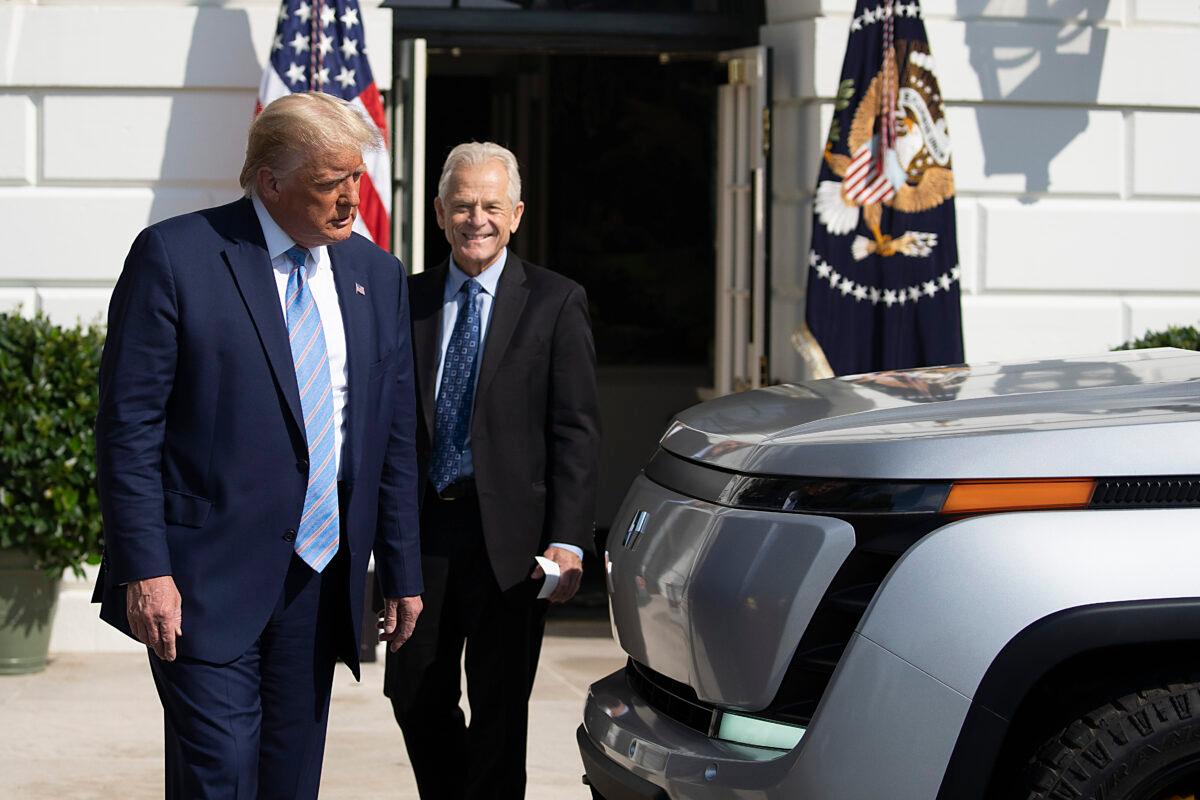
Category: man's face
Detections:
[
  {"x1": 434, "y1": 160, "x2": 524, "y2": 276},
  {"x1": 259, "y1": 146, "x2": 366, "y2": 249}
]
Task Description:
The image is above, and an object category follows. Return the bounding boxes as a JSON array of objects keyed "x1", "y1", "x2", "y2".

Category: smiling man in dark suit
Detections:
[
  {"x1": 94, "y1": 92, "x2": 422, "y2": 798},
  {"x1": 384, "y1": 142, "x2": 601, "y2": 799}
]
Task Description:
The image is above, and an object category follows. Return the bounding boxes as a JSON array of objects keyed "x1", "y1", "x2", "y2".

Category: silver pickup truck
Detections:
[{"x1": 579, "y1": 348, "x2": 1200, "y2": 800}]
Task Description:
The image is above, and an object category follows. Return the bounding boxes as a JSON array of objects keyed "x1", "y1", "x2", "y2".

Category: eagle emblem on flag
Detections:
[{"x1": 815, "y1": 44, "x2": 955, "y2": 261}]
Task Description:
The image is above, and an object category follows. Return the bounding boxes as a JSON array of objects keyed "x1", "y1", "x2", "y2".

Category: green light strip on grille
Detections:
[{"x1": 716, "y1": 712, "x2": 806, "y2": 751}]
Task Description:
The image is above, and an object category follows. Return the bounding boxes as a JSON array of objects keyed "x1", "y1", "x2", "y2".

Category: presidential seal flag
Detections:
[
  {"x1": 258, "y1": 0, "x2": 392, "y2": 250},
  {"x1": 798, "y1": 0, "x2": 963, "y2": 376}
]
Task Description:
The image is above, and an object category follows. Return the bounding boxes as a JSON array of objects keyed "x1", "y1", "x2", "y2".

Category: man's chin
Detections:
[
  {"x1": 327, "y1": 223, "x2": 355, "y2": 242},
  {"x1": 454, "y1": 247, "x2": 501, "y2": 271}
]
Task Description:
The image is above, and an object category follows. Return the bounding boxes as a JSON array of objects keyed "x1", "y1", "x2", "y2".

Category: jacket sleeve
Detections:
[
  {"x1": 544, "y1": 284, "x2": 602, "y2": 553},
  {"x1": 95, "y1": 227, "x2": 179, "y2": 585},
  {"x1": 373, "y1": 260, "x2": 424, "y2": 598}
]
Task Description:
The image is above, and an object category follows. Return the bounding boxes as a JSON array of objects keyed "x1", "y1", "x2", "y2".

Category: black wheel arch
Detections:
[{"x1": 936, "y1": 597, "x2": 1200, "y2": 800}]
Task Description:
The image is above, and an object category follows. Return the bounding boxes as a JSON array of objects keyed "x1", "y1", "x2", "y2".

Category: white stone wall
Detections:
[
  {"x1": 0, "y1": 0, "x2": 392, "y2": 328},
  {"x1": 765, "y1": 0, "x2": 1200, "y2": 379}
]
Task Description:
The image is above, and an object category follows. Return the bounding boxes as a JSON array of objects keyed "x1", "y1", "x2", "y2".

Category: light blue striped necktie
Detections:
[{"x1": 284, "y1": 245, "x2": 340, "y2": 572}]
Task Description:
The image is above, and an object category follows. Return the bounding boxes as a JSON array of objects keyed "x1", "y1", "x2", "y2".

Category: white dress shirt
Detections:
[
  {"x1": 433, "y1": 249, "x2": 582, "y2": 560},
  {"x1": 252, "y1": 197, "x2": 349, "y2": 478}
]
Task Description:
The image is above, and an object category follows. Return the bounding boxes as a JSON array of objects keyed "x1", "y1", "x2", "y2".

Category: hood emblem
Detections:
[{"x1": 623, "y1": 510, "x2": 649, "y2": 550}]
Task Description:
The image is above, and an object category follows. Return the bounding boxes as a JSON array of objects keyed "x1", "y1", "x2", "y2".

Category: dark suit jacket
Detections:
[
  {"x1": 94, "y1": 197, "x2": 422, "y2": 673},
  {"x1": 410, "y1": 255, "x2": 600, "y2": 590}
]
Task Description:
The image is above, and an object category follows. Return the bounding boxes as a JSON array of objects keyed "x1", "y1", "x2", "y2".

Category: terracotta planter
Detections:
[{"x1": 0, "y1": 549, "x2": 60, "y2": 675}]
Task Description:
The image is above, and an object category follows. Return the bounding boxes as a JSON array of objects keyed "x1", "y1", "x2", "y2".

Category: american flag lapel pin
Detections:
[{"x1": 355, "y1": 282, "x2": 366, "y2": 296}]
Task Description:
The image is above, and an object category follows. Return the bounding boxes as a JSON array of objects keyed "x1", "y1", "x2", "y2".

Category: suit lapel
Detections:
[
  {"x1": 330, "y1": 249, "x2": 369, "y2": 484},
  {"x1": 221, "y1": 201, "x2": 305, "y2": 440},
  {"x1": 412, "y1": 263, "x2": 448, "y2": 439},
  {"x1": 475, "y1": 254, "x2": 529, "y2": 408}
]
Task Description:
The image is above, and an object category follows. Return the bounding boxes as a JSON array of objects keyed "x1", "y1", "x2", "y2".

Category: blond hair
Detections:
[
  {"x1": 239, "y1": 92, "x2": 383, "y2": 196},
  {"x1": 437, "y1": 142, "x2": 522, "y2": 207}
]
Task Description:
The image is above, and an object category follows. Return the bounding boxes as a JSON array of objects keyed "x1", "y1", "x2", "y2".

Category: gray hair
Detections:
[
  {"x1": 437, "y1": 142, "x2": 522, "y2": 207},
  {"x1": 239, "y1": 92, "x2": 383, "y2": 196}
]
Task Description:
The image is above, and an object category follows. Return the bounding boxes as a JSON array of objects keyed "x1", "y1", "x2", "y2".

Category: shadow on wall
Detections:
[
  {"x1": 958, "y1": 0, "x2": 1110, "y2": 196},
  {"x1": 149, "y1": 3, "x2": 261, "y2": 227}
]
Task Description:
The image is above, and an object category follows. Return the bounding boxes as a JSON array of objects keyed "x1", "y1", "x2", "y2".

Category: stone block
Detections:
[
  {"x1": 1124, "y1": 298, "x2": 1200, "y2": 344},
  {"x1": 0, "y1": 187, "x2": 239, "y2": 282},
  {"x1": 0, "y1": 288, "x2": 37, "y2": 317},
  {"x1": 947, "y1": 105, "x2": 1122, "y2": 195},
  {"x1": 1132, "y1": 111, "x2": 1200, "y2": 197},
  {"x1": 1133, "y1": 0, "x2": 1200, "y2": 25},
  {"x1": 962, "y1": 294, "x2": 1124, "y2": 363},
  {"x1": 36, "y1": 288, "x2": 113, "y2": 328},
  {"x1": 43, "y1": 92, "x2": 253, "y2": 183},
  {"x1": 981, "y1": 199, "x2": 1200, "y2": 292},
  {"x1": 0, "y1": 95, "x2": 35, "y2": 183}
]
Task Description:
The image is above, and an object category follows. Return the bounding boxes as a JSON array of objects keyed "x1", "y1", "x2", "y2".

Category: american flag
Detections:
[{"x1": 258, "y1": 0, "x2": 392, "y2": 250}]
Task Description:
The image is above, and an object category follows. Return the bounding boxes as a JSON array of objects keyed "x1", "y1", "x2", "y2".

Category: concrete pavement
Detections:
[{"x1": 0, "y1": 618, "x2": 623, "y2": 799}]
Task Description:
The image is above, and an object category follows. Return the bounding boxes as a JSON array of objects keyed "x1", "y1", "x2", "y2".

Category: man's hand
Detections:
[
  {"x1": 531, "y1": 546, "x2": 583, "y2": 604},
  {"x1": 126, "y1": 575, "x2": 183, "y2": 661},
  {"x1": 379, "y1": 595, "x2": 423, "y2": 652}
]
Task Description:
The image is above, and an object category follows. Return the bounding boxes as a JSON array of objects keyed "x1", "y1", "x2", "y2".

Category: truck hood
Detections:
[{"x1": 661, "y1": 349, "x2": 1200, "y2": 480}]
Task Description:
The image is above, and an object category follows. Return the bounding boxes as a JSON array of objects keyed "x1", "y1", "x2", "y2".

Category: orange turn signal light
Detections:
[{"x1": 941, "y1": 478, "x2": 1096, "y2": 515}]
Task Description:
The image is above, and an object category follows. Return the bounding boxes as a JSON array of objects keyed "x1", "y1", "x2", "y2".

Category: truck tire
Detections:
[{"x1": 1019, "y1": 681, "x2": 1200, "y2": 800}]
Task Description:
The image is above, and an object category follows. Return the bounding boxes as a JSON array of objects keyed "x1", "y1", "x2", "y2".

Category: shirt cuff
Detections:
[{"x1": 548, "y1": 542, "x2": 584, "y2": 559}]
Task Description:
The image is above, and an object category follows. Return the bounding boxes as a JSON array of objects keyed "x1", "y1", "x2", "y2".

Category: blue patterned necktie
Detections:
[
  {"x1": 430, "y1": 278, "x2": 483, "y2": 492},
  {"x1": 284, "y1": 246, "x2": 340, "y2": 572}
]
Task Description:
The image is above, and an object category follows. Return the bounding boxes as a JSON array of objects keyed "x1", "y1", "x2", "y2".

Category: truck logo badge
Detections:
[{"x1": 623, "y1": 510, "x2": 649, "y2": 550}]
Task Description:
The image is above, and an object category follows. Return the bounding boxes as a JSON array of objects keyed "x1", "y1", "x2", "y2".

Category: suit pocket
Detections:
[
  {"x1": 369, "y1": 348, "x2": 395, "y2": 381},
  {"x1": 163, "y1": 489, "x2": 212, "y2": 528}
]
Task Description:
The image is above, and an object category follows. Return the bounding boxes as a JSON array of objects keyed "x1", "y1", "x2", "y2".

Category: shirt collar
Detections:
[
  {"x1": 446, "y1": 249, "x2": 507, "y2": 300},
  {"x1": 251, "y1": 195, "x2": 329, "y2": 273}
]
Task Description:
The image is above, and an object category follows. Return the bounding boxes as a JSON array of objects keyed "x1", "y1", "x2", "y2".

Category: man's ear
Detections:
[
  {"x1": 257, "y1": 166, "x2": 280, "y2": 202},
  {"x1": 510, "y1": 200, "x2": 525, "y2": 234}
]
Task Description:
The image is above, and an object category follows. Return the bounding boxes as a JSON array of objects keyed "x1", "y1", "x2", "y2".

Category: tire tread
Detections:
[{"x1": 1022, "y1": 680, "x2": 1200, "y2": 800}]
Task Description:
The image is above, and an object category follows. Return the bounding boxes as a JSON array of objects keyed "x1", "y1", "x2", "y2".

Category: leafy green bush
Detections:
[
  {"x1": 1114, "y1": 324, "x2": 1200, "y2": 352},
  {"x1": 0, "y1": 312, "x2": 105, "y2": 577}
]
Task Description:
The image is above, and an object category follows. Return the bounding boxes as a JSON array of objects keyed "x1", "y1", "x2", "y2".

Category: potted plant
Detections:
[{"x1": 0, "y1": 310, "x2": 104, "y2": 674}]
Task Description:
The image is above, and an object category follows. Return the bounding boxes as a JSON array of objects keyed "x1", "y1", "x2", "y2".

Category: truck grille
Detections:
[
  {"x1": 762, "y1": 497, "x2": 983, "y2": 725},
  {"x1": 625, "y1": 660, "x2": 717, "y2": 736}
]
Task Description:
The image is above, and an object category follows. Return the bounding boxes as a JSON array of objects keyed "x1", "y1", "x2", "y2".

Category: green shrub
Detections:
[
  {"x1": 0, "y1": 311, "x2": 105, "y2": 577},
  {"x1": 1114, "y1": 324, "x2": 1200, "y2": 352}
]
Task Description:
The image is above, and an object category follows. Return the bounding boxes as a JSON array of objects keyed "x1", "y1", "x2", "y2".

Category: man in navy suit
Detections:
[{"x1": 94, "y1": 92, "x2": 423, "y2": 798}]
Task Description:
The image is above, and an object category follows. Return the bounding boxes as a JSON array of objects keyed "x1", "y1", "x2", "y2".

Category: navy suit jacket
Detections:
[{"x1": 94, "y1": 197, "x2": 422, "y2": 673}]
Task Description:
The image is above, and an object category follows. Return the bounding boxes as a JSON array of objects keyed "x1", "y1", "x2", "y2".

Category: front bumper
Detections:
[
  {"x1": 581, "y1": 632, "x2": 977, "y2": 799},
  {"x1": 580, "y1": 668, "x2": 796, "y2": 798}
]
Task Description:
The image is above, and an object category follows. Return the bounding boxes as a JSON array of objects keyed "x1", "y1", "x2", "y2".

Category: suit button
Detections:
[
  {"x1": 283, "y1": 529, "x2": 296, "y2": 542},
  {"x1": 297, "y1": 460, "x2": 308, "y2": 473}
]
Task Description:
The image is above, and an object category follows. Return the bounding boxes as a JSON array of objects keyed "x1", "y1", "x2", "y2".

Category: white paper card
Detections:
[{"x1": 534, "y1": 556, "x2": 560, "y2": 600}]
